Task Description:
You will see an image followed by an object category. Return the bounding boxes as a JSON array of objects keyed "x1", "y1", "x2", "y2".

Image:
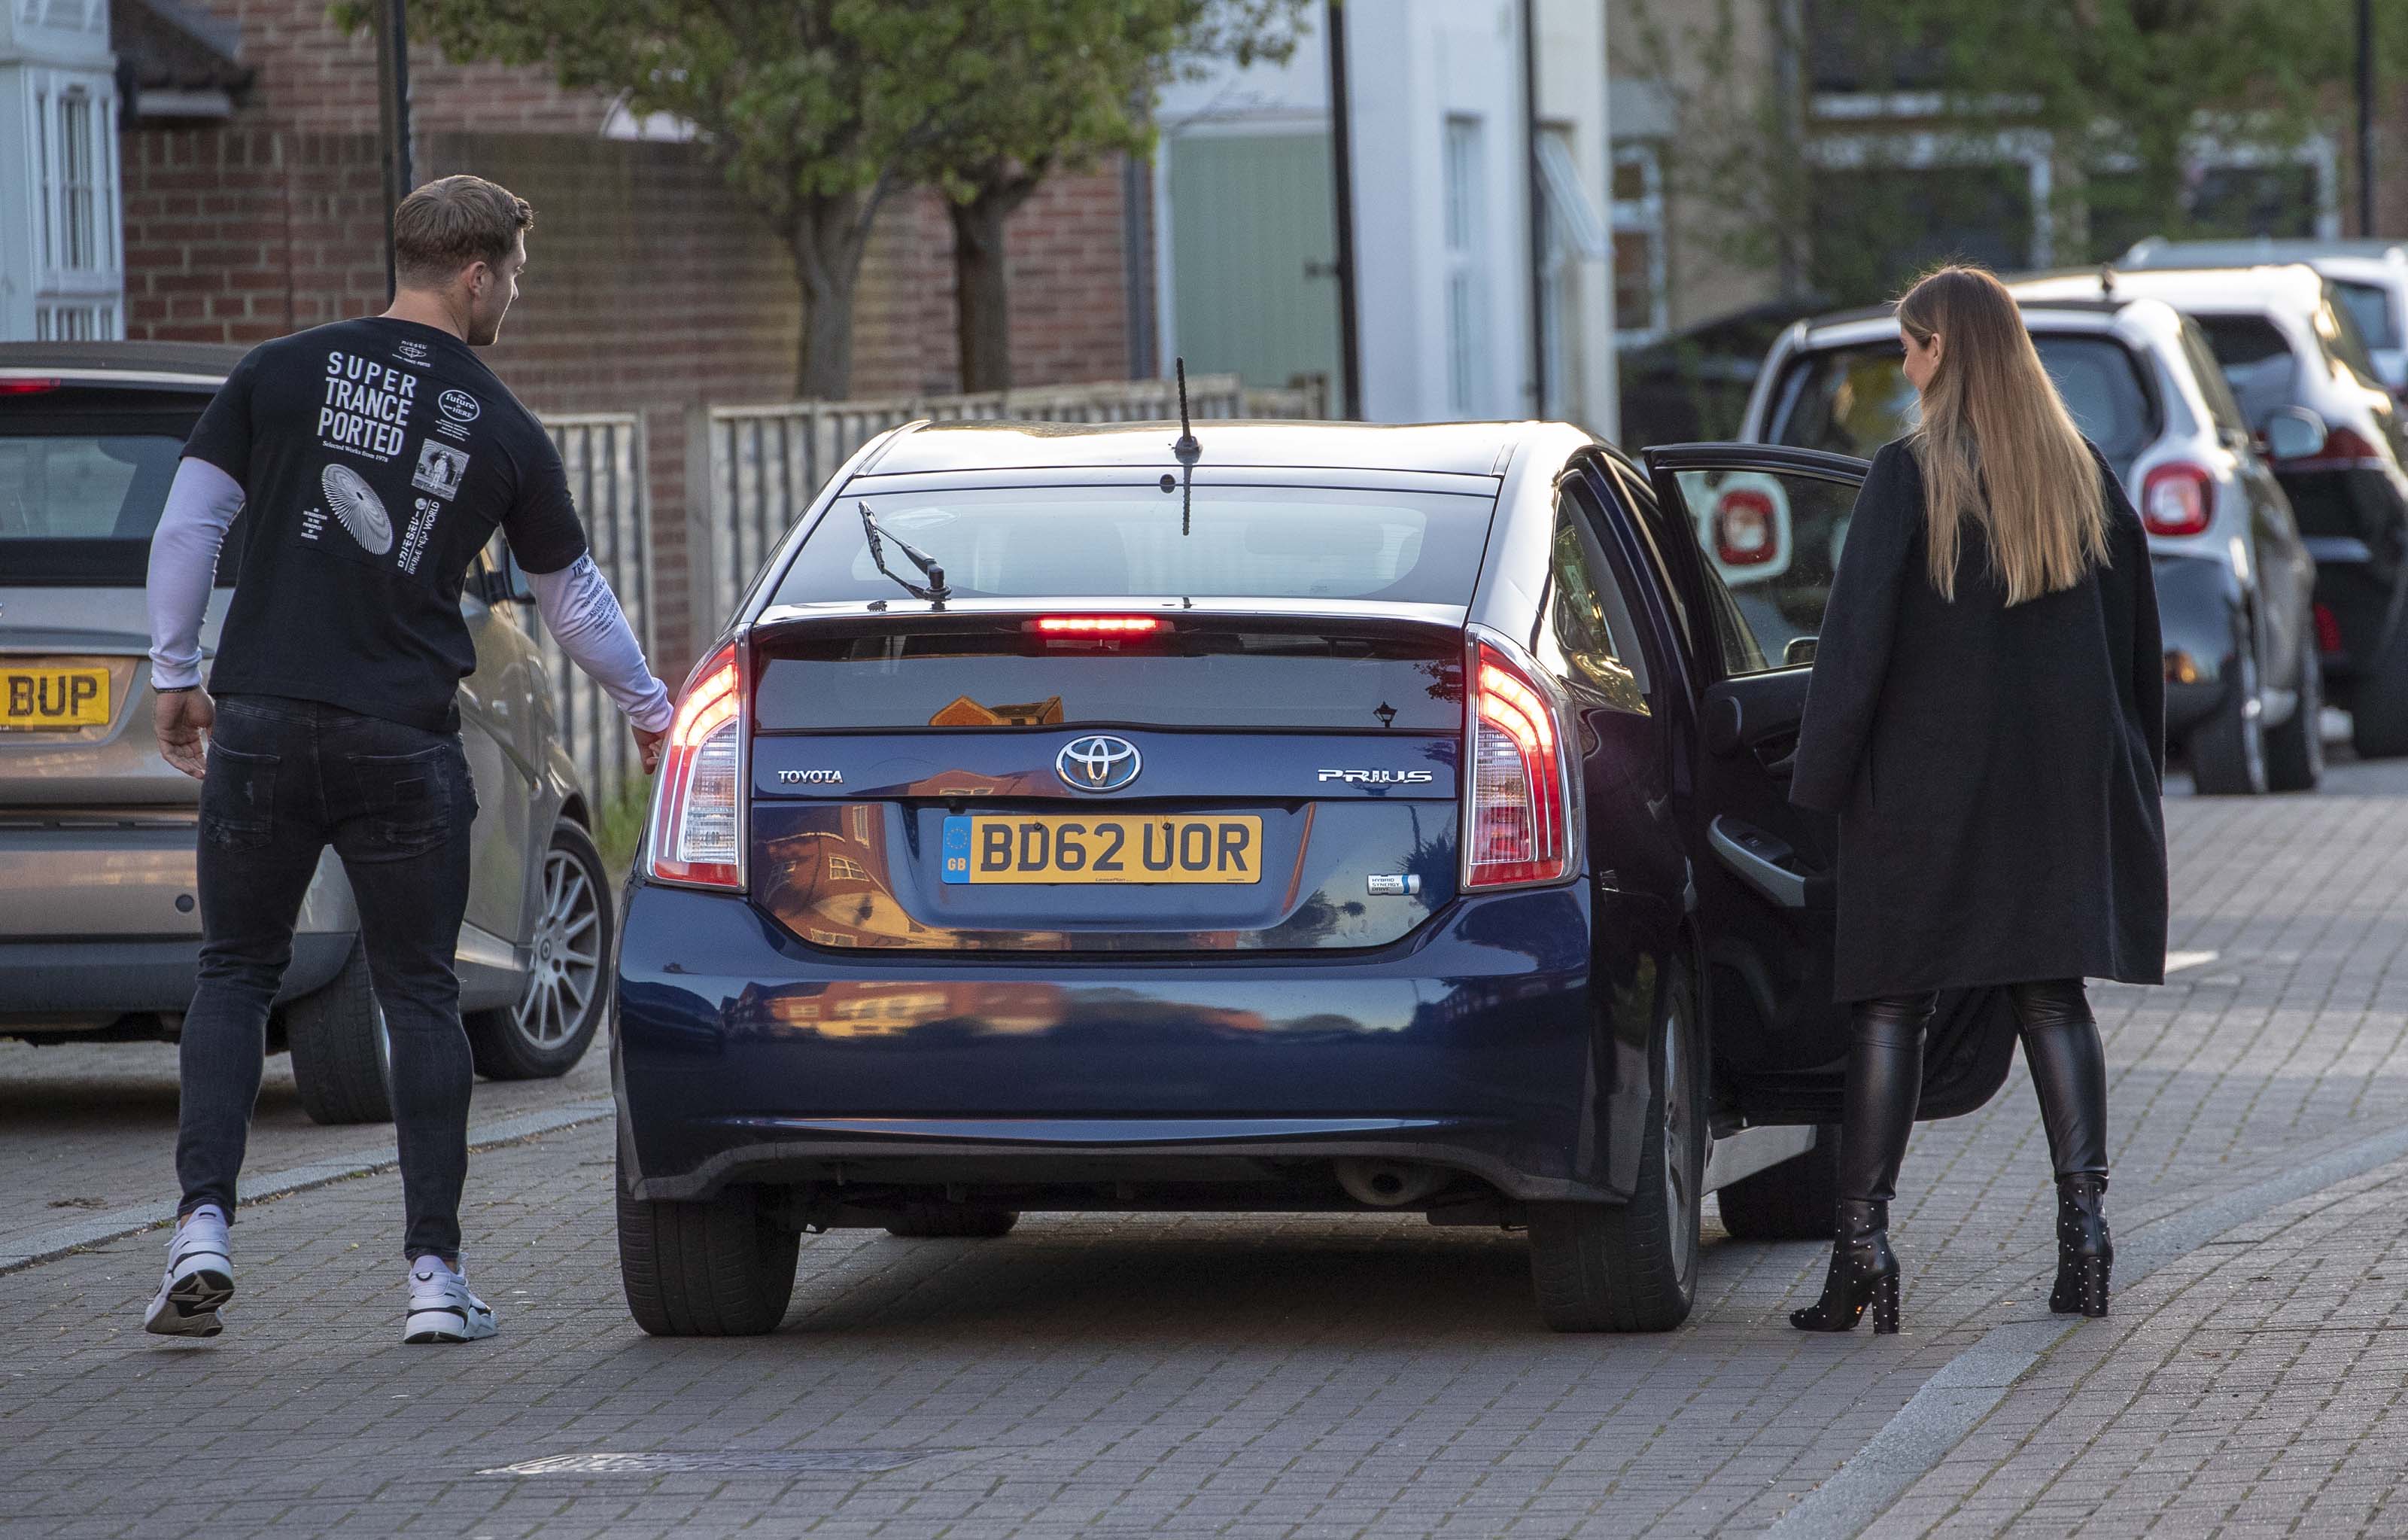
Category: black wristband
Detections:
[{"x1": 154, "y1": 683, "x2": 199, "y2": 695}]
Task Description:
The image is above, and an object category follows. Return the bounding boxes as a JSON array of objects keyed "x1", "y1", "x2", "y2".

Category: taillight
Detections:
[
  {"x1": 1464, "y1": 638, "x2": 1573, "y2": 890},
  {"x1": 649, "y1": 642, "x2": 743, "y2": 890},
  {"x1": 2139, "y1": 462, "x2": 2213, "y2": 537},
  {"x1": 1714, "y1": 488, "x2": 1780, "y2": 566},
  {"x1": 0, "y1": 378, "x2": 60, "y2": 394},
  {"x1": 2315, "y1": 602, "x2": 2343, "y2": 655}
]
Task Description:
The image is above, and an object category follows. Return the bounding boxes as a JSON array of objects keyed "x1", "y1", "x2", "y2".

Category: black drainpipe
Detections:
[
  {"x1": 1521, "y1": 0, "x2": 1546, "y2": 418},
  {"x1": 1324, "y1": 0, "x2": 1364, "y2": 419}
]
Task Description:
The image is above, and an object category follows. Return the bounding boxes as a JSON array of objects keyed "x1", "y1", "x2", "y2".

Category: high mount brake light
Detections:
[
  {"x1": 649, "y1": 643, "x2": 743, "y2": 890},
  {"x1": 1025, "y1": 616, "x2": 1169, "y2": 635},
  {"x1": 1463, "y1": 638, "x2": 1572, "y2": 890},
  {"x1": 2139, "y1": 461, "x2": 2214, "y2": 537}
]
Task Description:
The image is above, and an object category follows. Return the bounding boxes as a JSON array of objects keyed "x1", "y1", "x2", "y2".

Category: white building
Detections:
[
  {"x1": 1, "y1": 0, "x2": 123, "y2": 339},
  {"x1": 1154, "y1": 0, "x2": 1616, "y2": 434}
]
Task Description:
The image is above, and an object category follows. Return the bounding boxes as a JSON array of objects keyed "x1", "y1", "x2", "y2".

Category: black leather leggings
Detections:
[{"x1": 1838, "y1": 980, "x2": 2107, "y2": 1205}]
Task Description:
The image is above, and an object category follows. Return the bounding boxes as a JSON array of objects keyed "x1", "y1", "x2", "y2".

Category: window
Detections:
[
  {"x1": 2178, "y1": 320, "x2": 2254, "y2": 442},
  {"x1": 1662, "y1": 468, "x2": 1866, "y2": 676},
  {"x1": 58, "y1": 91, "x2": 99, "y2": 272},
  {"x1": 775, "y1": 485, "x2": 1496, "y2": 607},
  {"x1": 1443, "y1": 115, "x2": 1491, "y2": 415},
  {"x1": 2333, "y1": 280, "x2": 2402, "y2": 352},
  {"x1": 1610, "y1": 142, "x2": 1666, "y2": 344},
  {"x1": 1543, "y1": 496, "x2": 1647, "y2": 707},
  {"x1": 2194, "y1": 314, "x2": 2303, "y2": 428},
  {"x1": 1768, "y1": 335, "x2": 2157, "y2": 470},
  {"x1": 825, "y1": 855, "x2": 868, "y2": 883}
]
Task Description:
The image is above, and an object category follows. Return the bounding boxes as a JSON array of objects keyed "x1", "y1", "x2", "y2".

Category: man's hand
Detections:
[
  {"x1": 634, "y1": 722, "x2": 667, "y2": 775},
  {"x1": 154, "y1": 689, "x2": 215, "y2": 781}
]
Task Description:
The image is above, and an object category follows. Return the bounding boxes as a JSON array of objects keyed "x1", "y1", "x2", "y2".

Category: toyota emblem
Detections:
[{"x1": 1056, "y1": 734, "x2": 1142, "y2": 793}]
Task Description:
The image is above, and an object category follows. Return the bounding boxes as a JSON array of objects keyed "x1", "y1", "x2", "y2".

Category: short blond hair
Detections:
[{"x1": 394, "y1": 175, "x2": 533, "y2": 288}]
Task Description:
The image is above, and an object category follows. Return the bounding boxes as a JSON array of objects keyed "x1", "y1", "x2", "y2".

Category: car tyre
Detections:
[
  {"x1": 883, "y1": 1204, "x2": 1020, "y2": 1239},
  {"x1": 466, "y1": 821, "x2": 613, "y2": 1081},
  {"x1": 616, "y1": 1161, "x2": 798, "y2": 1338},
  {"x1": 281, "y1": 939, "x2": 394, "y2": 1125},
  {"x1": 1526, "y1": 963, "x2": 1704, "y2": 1332},
  {"x1": 2350, "y1": 616, "x2": 2408, "y2": 759},
  {"x1": 2189, "y1": 621, "x2": 2269, "y2": 796},
  {"x1": 2264, "y1": 644, "x2": 2324, "y2": 793},
  {"x1": 1713, "y1": 1124, "x2": 1842, "y2": 1241}
]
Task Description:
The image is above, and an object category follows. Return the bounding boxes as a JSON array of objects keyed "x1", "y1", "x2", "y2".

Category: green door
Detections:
[{"x1": 1167, "y1": 132, "x2": 1345, "y2": 400}]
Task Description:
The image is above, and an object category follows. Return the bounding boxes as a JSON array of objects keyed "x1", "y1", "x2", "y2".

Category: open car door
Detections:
[{"x1": 1624, "y1": 443, "x2": 2017, "y2": 1126}]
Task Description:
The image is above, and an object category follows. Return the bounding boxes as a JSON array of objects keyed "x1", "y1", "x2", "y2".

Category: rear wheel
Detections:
[
  {"x1": 2190, "y1": 624, "x2": 2268, "y2": 796},
  {"x1": 281, "y1": 939, "x2": 393, "y2": 1125},
  {"x1": 1526, "y1": 964, "x2": 1704, "y2": 1332},
  {"x1": 2264, "y1": 644, "x2": 2324, "y2": 793},
  {"x1": 2351, "y1": 614, "x2": 2408, "y2": 759},
  {"x1": 466, "y1": 822, "x2": 611, "y2": 1080},
  {"x1": 883, "y1": 1204, "x2": 1020, "y2": 1239},
  {"x1": 1713, "y1": 1125, "x2": 1841, "y2": 1240},
  {"x1": 616, "y1": 1161, "x2": 798, "y2": 1338}
]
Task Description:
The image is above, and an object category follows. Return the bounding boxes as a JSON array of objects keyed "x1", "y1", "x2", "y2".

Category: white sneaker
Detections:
[
  {"x1": 403, "y1": 1259, "x2": 497, "y2": 1344},
  {"x1": 143, "y1": 1207, "x2": 233, "y2": 1338}
]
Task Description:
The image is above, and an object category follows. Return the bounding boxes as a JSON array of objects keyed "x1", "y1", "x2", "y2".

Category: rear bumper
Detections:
[
  {"x1": 0, "y1": 932, "x2": 351, "y2": 1028},
  {"x1": 612, "y1": 880, "x2": 1628, "y2": 1207}
]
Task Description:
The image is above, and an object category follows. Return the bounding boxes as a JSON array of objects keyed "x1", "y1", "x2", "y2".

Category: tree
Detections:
[
  {"x1": 403, "y1": 1, "x2": 980, "y2": 397},
  {"x1": 905, "y1": 1, "x2": 1303, "y2": 393},
  {"x1": 1622, "y1": 0, "x2": 2408, "y2": 309}
]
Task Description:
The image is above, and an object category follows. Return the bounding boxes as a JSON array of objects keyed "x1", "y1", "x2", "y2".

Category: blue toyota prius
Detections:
[{"x1": 613, "y1": 419, "x2": 2020, "y2": 1335}]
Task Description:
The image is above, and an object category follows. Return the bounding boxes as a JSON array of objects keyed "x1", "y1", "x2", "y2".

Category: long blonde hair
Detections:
[{"x1": 1897, "y1": 264, "x2": 2108, "y2": 604}]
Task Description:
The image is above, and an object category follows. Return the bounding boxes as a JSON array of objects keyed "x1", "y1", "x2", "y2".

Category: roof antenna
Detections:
[{"x1": 1172, "y1": 356, "x2": 1201, "y2": 537}]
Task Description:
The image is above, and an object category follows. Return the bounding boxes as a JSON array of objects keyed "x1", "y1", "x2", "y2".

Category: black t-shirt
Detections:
[{"x1": 183, "y1": 317, "x2": 588, "y2": 732}]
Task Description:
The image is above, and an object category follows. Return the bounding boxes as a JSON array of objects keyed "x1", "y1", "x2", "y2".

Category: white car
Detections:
[{"x1": 2122, "y1": 238, "x2": 2408, "y2": 401}]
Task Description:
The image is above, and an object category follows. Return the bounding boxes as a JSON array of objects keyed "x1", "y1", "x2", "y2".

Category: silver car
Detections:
[
  {"x1": 1742, "y1": 292, "x2": 2321, "y2": 796},
  {"x1": 0, "y1": 342, "x2": 612, "y2": 1120}
]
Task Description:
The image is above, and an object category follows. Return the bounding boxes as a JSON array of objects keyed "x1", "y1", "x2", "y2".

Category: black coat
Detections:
[{"x1": 1790, "y1": 438, "x2": 2169, "y2": 1002}]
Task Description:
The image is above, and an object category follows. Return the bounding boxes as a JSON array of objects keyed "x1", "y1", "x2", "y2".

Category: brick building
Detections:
[{"x1": 104, "y1": 0, "x2": 1145, "y2": 665}]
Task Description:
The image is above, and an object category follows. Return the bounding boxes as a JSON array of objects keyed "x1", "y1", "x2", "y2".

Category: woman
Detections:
[{"x1": 1785, "y1": 263, "x2": 2169, "y2": 1335}]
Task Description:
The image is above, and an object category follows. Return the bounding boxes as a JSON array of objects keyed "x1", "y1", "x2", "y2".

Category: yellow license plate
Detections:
[
  {"x1": 941, "y1": 814, "x2": 1263, "y2": 885},
  {"x1": 1, "y1": 665, "x2": 110, "y2": 729}
]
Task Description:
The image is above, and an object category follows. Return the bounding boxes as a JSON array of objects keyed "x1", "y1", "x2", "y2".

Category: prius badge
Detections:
[
  {"x1": 1057, "y1": 734, "x2": 1142, "y2": 793},
  {"x1": 1318, "y1": 768, "x2": 1436, "y2": 785}
]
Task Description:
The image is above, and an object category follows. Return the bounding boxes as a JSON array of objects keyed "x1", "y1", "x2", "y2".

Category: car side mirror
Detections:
[
  {"x1": 2262, "y1": 406, "x2": 2327, "y2": 461},
  {"x1": 485, "y1": 551, "x2": 536, "y2": 605},
  {"x1": 1783, "y1": 635, "x2": 1818, "y2": 667}
]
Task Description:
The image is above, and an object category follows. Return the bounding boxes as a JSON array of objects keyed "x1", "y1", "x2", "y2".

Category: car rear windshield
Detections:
[
  {"x1": 2193, "y1": 315, "x2": 2304, "y2": 426},
  {"x1": 2334, "y1": 279, "x2": 2401, "y2": 351},
  {"x1": 3, "y1": 388, "x2": 223, "y2": 586},
  {"x1": 1766, "y1": 334, "x2": 2158, "y2": 469},
  {"x1": 753, "y1": 623, "x2": 1463, "y2": 732},
  {"x1": 771, "y1": 484, "x2": 1495, "y2": 607}
]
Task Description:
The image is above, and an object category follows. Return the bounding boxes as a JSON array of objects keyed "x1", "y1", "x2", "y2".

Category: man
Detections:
[{"x1": 141, "y1": 175, "x2": 676, "y2": 1344}]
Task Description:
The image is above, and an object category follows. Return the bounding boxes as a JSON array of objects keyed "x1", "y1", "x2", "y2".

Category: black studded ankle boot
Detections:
[
  {"x1": 2049, "y1": 1173, "x2": 2112, "y2": 1318},
  {"x1": 1789, "y1": 1199, "x2": 1900, "y2": 1334}
]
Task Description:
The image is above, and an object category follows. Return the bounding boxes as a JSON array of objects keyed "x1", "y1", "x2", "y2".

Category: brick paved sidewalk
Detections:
[{"x1": 1865, "y1": 1152, "x2": 2408, "y2": 1538}]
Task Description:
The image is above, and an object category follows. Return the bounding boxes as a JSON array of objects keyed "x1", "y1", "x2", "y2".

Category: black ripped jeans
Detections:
[
  {"x1": 1838, "y1": 981, "x2": 2108, "y2": 1206},
  {"x1": 177, "y1": 694, "x2": 479, "y2": 1261}
]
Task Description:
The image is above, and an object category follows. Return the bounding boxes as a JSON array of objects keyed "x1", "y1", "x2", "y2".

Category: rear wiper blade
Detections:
[{"x1": 859, "y1": 502, "x2": 950, "y2": 604}]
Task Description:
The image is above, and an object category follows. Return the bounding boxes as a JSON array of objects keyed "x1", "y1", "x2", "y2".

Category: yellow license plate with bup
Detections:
[
  {"x1": 2, "y1": 666, "x2": 110, "y2": 729},
  {"x1": 941, "y1": 814, "x2": 1263, "y2": 884}
]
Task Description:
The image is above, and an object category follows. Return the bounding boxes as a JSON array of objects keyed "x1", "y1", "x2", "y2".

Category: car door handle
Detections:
[{"x1": 1709, "y1": 814, "x2": 1807, "y2": 910}]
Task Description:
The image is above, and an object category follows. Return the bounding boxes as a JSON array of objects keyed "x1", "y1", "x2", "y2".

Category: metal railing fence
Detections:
[
  {"x1": 692, "y1": 373, "x2": 1327, "y2": 630},
  {"x1": 534, "y1": 412, "x2": 651, "y2": 810}
]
